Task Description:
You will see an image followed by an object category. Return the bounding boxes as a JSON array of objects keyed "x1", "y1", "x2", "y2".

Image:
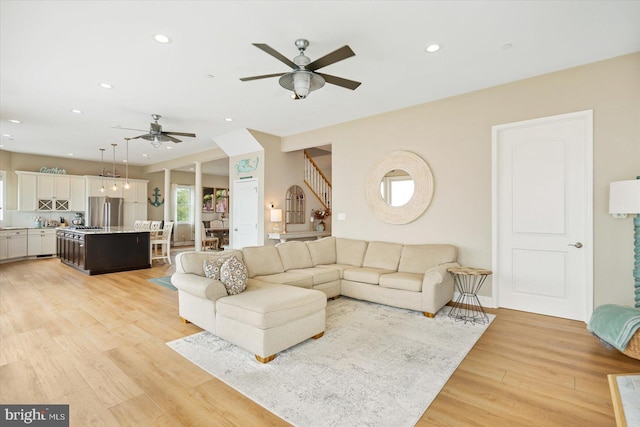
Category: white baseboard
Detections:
[{"x1": 452, "y1": 292, "x2": 496, "y2": 309}]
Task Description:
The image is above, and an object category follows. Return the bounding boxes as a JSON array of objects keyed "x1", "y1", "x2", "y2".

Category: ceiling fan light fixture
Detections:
[{"x1": 279, "y1": 71, "x2": 325, "y2": 99}]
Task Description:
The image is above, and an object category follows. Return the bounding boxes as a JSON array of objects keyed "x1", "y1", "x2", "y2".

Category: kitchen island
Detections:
[{"x1": 57, "y1": 226, "x2": 150, "y2": 275}]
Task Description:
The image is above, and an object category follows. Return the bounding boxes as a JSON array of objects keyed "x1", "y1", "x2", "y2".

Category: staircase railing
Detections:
[{"x1": 304, "y1": 150, "x2": 331, "y2": 210}]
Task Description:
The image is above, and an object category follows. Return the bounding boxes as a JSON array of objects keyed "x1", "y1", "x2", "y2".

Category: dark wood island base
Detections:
[{"x1": 57, "y1": 228, "x2": 151, "y2": 275}]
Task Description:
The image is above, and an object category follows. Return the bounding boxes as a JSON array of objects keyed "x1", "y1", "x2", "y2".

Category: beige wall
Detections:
[
  {"x1": 0, "y1": 151, "x2": 147, "y2": 210},
  {"x1": 250, "y1": 130, "x2": 330, "y2": 246},
  {"x1": 282, "y1": 52, "x2": 640, "y2": 307}
]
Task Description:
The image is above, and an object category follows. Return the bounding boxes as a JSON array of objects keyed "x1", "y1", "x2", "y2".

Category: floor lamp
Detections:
[{"x1": 609, "y1": 177, "x2": 640, "y2": 308}]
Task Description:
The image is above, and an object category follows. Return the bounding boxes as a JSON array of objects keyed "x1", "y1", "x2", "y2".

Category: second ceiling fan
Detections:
[{"x1": 240, "y1": 39, "x2": 361, "y2": 99}]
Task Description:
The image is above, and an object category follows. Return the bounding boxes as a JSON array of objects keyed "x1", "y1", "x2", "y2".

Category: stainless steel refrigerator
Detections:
[{"x1": 87, "y1": 197, "x2": 124, "y2": 227}]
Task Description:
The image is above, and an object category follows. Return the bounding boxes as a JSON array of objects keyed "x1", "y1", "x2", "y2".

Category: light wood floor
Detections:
[{"x1": 1, "y1": 252, "x2": 638, "y2": 426}]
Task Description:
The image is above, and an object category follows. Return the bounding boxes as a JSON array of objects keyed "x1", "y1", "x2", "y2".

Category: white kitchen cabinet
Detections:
[
  {"x1": 86, "y1": 176, "x2": 123, "y2": 198},
  {"x1": 69, "y1": 176, "x2": 86, "y2": 211},
  {"x1": 6, "y1": 229, "x2": 28, "y2": 259},
  {"x1": 37, "y1": 175, "x2": 72, "y2": 211},
  {"x1": 27, "y1": 229, "x2": 57, "y2": 256},
  {"x1": 17, "y1": 173, "x2": 37, "y2": 211},
  {"x1": 123, "y1": 202, "x2": 148, "y2": 227},
  {"x1": 0, "y1": 231, "x2": 7, "y2": 260},
  {"x1": 123, "y1": 180, "x2": 148, "y2": 227},
  {"x1": 123, "y1": 180, "x2": 147, "y2": 203}
]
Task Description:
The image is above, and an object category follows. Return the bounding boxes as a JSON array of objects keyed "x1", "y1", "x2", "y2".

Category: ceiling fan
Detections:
[
  {"x1": 240, "y1": 38, "x2": 361, "y2": 99},
  {"x1": 116, "y1": 114, "x2": 196, "y2": 147}
]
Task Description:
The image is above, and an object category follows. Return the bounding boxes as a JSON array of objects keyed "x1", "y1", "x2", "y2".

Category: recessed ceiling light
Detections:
[
  {"x1": 71, "y1": 109, "x2": 83, "y2": 114},
  {"x1": 2, "y1": 133, "x2": 11, "y2": 137},
  {"x1": 154, "y1": 34, "x2": 171, "y2": 44},
  {"x1": 99, "y1": 83, "x2": 113, "y2": 89},
  {"x1": 68, "y1": 153, "x2": 74, "y2": 156},
  {"x1": 9, "y1": 119, "x2": 21, "y2": 124},
  {"x1": 425, "y1": 44, "x2": 441, "y2": 53},
  {"x1": 502, "y1": 43, "x2": 513, "y2": 50},
  {"x1": 142, "y1": 153, "x2": 148, "y2": 157},
  {"x1": 224, "y1": 117, "x2": 233, "y2": 122},
  {"x1": 166, "y1": 146, "x2": 172, "y2": 150}
]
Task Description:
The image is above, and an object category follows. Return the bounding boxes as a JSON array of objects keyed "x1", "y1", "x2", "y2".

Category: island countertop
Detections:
[{"x1": 57, "y1": 226, "x2": 151, "y2": 234}]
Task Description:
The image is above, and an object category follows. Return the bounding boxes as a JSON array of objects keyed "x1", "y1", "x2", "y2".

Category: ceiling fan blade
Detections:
[
  {"x1": 315, "y1": 73, "x2": 361, "y2": 90},
  {"x1": 308, "y1": 45, "x2": 355, "y2": 71},
  {"x1": 240, "y1": 72, "x2": 286, "y2": 82},
  {"x1": 164, "y1": 131, "x2": 196, "y2": 138},
  {"x1": 253, "y1": 43, "x2": 296, "y2": 68},
  {"x1": 131, "y1": 134, "x2": 150, "y2": 140},
  {"x1": 164, "y1": 134, "x2": 182, "y2": 143},
  {"x1": 112, "y1": 126, "x2": 148, "y2": 132}
]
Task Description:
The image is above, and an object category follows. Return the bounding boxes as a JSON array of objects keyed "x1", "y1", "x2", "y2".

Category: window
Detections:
[
  {"x1": 175, "y1": 186, "x2": 193, "y2": 224},
  {"x1": 0, "y1": 170, "x2": 5, "y2": 223}
]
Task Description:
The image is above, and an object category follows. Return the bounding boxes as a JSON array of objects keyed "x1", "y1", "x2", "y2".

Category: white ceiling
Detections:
[{"x1": 1, "y1": 1, "x2": 639, "y2": 173}]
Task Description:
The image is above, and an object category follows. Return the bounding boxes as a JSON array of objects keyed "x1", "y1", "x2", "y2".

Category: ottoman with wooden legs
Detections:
[{"x1": 215, "y1": 284, "x2": 327, "y2": 363}]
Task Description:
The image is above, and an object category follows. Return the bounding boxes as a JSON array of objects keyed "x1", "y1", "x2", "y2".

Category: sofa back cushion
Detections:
[
  {"x1": 176, "y1": 250, "x2": 243, "y2": 276},
  {"x1": 306, "y1": 236, "x2": 337, "y2": 265},
  {"x1": 335, "y1": 238, "x2": 368, "y2": 267},
  {"x1": 241, "y1": 246, "x2": 285, "y2": 278},
  {"x1": 276, "y1": 241, "x2": 313, "y2": 271},
  {"x1": 363, "y1": 241, "x2": 403, "y2": 271},
  {"x1": 398, "y1": 244, "x2": 458, "y2": 274}
]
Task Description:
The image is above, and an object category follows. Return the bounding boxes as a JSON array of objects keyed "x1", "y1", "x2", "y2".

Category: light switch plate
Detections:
[{"x1": 337, "y1": 213, "x2": 346, "y2": 220}]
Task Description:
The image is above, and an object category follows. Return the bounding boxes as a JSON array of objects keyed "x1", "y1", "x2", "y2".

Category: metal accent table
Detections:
[{"x1": 447, "y1": 267, "x2": 492, "y2": 325}]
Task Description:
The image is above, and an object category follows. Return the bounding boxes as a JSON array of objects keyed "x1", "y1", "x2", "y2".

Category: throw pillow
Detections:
[
  {"x1": 220, "y1": 256, "x2": 248, "y2": 295},
  {"x1": 203, "y1": 255, "x2": 232, "y2": 280}
]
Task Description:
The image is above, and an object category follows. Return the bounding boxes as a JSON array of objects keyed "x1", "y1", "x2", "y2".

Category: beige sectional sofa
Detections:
[{"x1": 171, "y1": 236, "x2": 459, "y2": 362}]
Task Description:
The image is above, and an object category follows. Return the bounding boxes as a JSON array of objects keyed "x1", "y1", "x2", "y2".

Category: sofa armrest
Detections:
[
  {"x1": 421, "y1": 262, "x2": 460, "y2": 313},
  {"x1": 171, "y1": 272, "x2": 228, "y2": 301}
]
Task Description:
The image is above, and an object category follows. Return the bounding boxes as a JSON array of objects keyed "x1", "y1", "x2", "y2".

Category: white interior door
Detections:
[
  {"x1": 492, "y1": 110, "x2": 593, "y2": 321},
  {"x1": 232, "y1": 178, "x2": 259, "y2": 249}
]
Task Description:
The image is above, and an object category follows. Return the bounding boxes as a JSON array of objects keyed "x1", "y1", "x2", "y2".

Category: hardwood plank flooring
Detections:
[{"x1": 1, "y1": 252, "x2": 638, "y2": 426}]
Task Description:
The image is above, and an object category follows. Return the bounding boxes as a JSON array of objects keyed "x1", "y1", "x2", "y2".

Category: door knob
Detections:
[{"x1": 568, "y1": 242, "x2": 583, "y2": 248}]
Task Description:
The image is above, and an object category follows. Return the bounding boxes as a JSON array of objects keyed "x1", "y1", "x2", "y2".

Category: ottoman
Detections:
[{"x1": 215, "y1": 284, "x2": 327, "y2": 363}]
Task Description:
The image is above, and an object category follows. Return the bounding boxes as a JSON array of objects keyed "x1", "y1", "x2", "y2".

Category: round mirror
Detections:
[
  {"x1": 379, "y1": 169, "x2": 414, "y2": 207},
  {"x1": 366, "y1": 151, "x2": 434, "y2": 224}
]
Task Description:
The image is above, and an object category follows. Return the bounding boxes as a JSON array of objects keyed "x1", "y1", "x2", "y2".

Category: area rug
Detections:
[
  {"x1": 147, "y1": 276, "x2": 177, "y2": 291},
  {"x1": 167, "y1": 297, "x2": 494, "y2": 427}
]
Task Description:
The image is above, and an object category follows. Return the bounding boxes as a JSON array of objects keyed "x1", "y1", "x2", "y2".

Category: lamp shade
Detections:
[
  {"x1": 609, "y1": 179, "x2": 640, "y2": 214},
  {"x1": 270, "y1": 209, "x2": 283, "y2": 222}
]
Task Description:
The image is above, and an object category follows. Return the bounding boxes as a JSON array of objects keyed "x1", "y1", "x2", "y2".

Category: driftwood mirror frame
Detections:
[{"x1": 365, "y1": 151, "x2": 434, "y2": 224}]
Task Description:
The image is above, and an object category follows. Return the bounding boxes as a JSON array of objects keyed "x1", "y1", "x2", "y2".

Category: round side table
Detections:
[{"x1": 447, "y1": 267, "x2": 492, "y2": 325}]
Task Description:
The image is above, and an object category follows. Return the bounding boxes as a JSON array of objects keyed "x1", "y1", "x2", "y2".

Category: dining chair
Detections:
[
  {"x1": 151, "y1": 221, "x2": 174, "y2": 265},
  {"x1": 201, "y1": 222, "x2": 219, "y2": 251}
]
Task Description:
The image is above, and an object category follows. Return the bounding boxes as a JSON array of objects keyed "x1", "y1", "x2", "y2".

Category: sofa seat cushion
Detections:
[
  {"x1": 343, "y1": 267, "x2": 395, "y2": 285},
  {"x1": 287, "y1": 267, "x2": 340, "y2": 285},
  {"x1": 379, "y1": 272, "x2": 423, "y2": 292},
  {"x1": 216, "y1": 286, "x2": 327, "y2": 330},
  {"x1": 316, "y1": 264, "x2": 357, "y2": 279},
  {"x1": 253, "y1": 272, "x2": 314, "y2": 288}
]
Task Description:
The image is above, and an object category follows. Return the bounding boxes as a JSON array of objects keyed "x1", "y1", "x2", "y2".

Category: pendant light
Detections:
[
  {"x1": 111, "y1": 143, "x2": 118, "y2": 192},
  {"x1": 99, "y1": 148, "x2": 106, "y2": 193},
  {"x1": 124, "y1": 138, "x2": 130, "y2": 189}
]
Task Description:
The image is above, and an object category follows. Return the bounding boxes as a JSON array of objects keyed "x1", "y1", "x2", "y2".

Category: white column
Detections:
[
  {"x1": 195, "y1": 161, "x2": 202, "y2": 251},
  {"x1": 163, "y1": 168, "x2": 171, "y2": 221}
]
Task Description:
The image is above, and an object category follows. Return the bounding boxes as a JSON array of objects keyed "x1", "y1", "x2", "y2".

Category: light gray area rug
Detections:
[{"x1": 167, "y1": 297, "x2": 494, "y2": 427}]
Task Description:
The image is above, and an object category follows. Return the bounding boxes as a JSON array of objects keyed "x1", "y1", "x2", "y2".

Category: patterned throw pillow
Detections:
[
  {"x1": 203, "y1": 255, "x2": 231, "y2": 280},
  {"x1": 219, "y1": 256, "x2": 248, "y2": 295}
]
